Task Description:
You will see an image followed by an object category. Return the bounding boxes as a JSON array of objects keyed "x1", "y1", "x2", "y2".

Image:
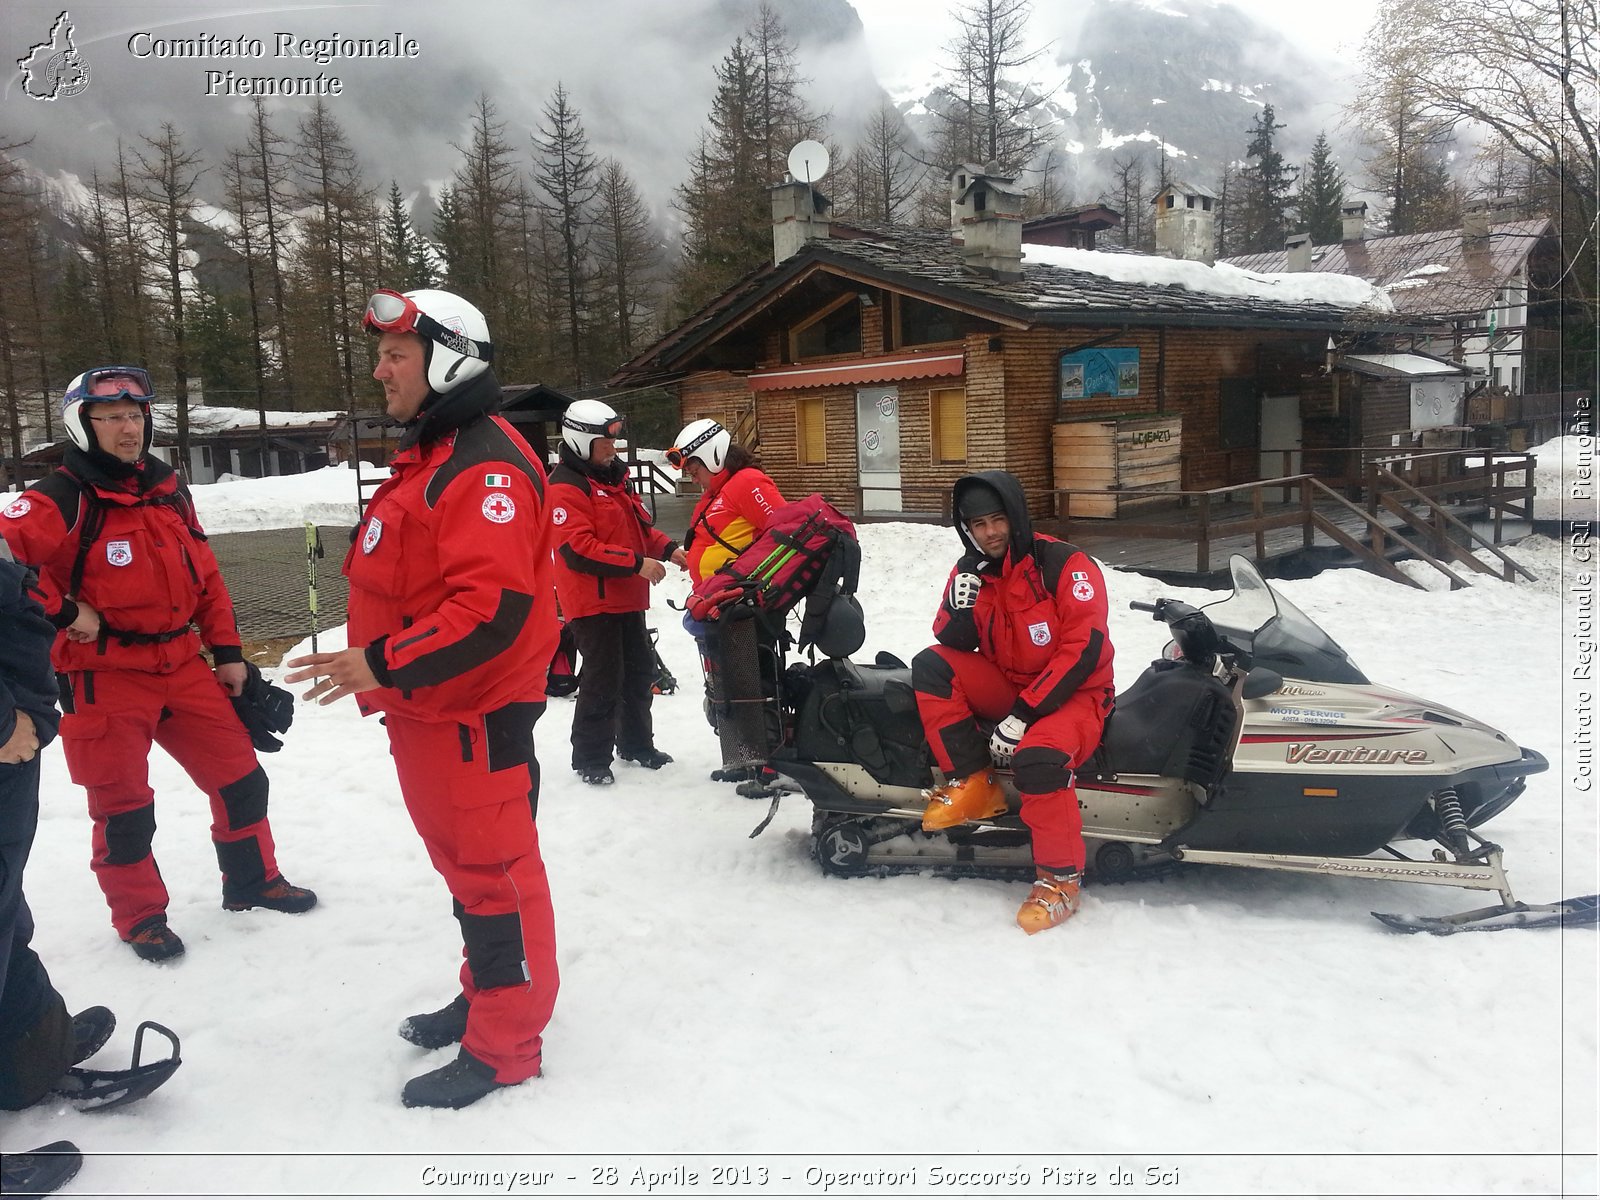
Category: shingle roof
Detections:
[
  {"x1": 1222, "y1": 218, "x2": 1552, "y2": 320},
  {"x1": 612, "y1": 224, "x2": 1418, "y2": 384}
]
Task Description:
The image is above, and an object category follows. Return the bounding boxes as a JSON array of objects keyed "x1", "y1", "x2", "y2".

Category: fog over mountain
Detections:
[{"x1": 3, "y1": 0, "x2": 1352, "y2": 232}]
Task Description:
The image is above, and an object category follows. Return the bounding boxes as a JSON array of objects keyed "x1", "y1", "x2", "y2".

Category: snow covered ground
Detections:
[{"x1": 2, "y1": 467, "x2": 1595, "y2": 1200}]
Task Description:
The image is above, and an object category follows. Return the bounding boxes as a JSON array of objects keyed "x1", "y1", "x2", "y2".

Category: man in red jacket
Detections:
[
  {"x1": 284, "y1": 289, "x2": 559, "y2": 1110},
  {"x1": 0, "y1": 366, "x2": 316, "y2": 963},
  {"x1": 548, "y1": 400, "x2": 685, "y2": 786},
  {"x1": 913, "y1": 471, "x2": 1115, "y2": 935}
]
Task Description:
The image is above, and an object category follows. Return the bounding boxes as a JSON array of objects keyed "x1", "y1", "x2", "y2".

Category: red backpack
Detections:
[{"x1": 687, "y1": 494, "x2": 860, "y2": 649}]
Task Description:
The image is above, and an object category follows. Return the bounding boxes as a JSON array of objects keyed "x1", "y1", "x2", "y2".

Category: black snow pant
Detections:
[
  {"x1": 568, "y1": 611, "x2": 657, "y2": 771},
  {"x1": 0, "y1": 756, "x2": 72, "y2": 1111}
]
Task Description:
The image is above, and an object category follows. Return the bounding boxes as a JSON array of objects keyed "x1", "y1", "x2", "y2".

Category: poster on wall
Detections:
[{"x1": 1059, "y1": 347, "x2": 1140, "y2": 401}]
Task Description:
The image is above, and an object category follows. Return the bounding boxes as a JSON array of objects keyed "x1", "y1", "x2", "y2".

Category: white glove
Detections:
[
  {"x1": 948, "y1": 572, "x2": 982, "y2": 611},
  {"x1": 989, "y1": 715, "x2": 1028, "y2": 768}
]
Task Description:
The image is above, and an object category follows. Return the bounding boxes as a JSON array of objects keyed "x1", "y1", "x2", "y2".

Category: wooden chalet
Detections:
[{"x1": 610, "y1": 166, "x2": 1427, "y2": 524}]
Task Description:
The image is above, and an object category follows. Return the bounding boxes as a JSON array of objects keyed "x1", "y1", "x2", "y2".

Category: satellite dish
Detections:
[{"x1": 786, "y1": 139, "x2": 831, "y2": 184}]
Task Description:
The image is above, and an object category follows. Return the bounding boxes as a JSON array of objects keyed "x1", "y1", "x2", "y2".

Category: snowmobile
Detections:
[{"x1": 711, "y1": 554, "x2": 1595, "y2": 934}]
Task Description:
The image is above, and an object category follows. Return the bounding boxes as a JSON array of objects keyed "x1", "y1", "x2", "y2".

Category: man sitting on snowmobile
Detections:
[{"x1": 913, "y1": 471, "x2": 1115, "y2": 934}]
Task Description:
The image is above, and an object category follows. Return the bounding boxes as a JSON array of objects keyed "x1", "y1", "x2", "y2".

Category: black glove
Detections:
[{"x1": 231, "y1": 661, "x2": 295, "y2": 753}]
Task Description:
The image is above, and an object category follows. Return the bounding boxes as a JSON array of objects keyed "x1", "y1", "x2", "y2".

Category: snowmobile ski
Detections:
[
  {"x1": 1373, "y1": 894, "x2": 1600, "y2": 935},
  {"x1": 54, "y1": 1020, "x2": 181, "y2": 1112}
]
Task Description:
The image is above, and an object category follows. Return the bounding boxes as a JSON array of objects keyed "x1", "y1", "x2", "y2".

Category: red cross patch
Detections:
[{"x1": 482, "y1": 492, "x2": 516, "y2": 524}]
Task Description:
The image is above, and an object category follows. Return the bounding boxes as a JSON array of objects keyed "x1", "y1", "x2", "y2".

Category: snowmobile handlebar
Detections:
[{"x1": 1129, "y1": 598, "x2": 1224, "y2": 668}]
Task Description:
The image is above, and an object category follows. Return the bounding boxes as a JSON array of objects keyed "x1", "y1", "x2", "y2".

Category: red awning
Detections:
[{"x1": 747, "y1": 352, "x2": 965, "y2": 392}]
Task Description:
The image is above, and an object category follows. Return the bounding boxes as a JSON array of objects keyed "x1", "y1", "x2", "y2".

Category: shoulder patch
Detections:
[{"x1": 3, "y1": 497, "x2": 31, "y2": 519}]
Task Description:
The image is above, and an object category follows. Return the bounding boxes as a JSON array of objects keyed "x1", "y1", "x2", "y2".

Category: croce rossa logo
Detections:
[{"x1": 18, "y1": 11, "x2": 90, "y2": 101}]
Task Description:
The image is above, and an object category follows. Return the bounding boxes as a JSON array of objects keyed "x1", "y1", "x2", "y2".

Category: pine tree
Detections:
[
  {"x1": 1295, "y1": 132, "x2": 1346, "y2": 244},
  {"x1": 592, "y1": 157, "x2": 659, "y2": 361},
  {"x1": 1238, "y1": 105, "x2": 1297, "y2": 252},
  {"x1": 220, "y1": 149, "x2": 271, "y2": 462},
  {"x1": 842, "y1": 101, "x2": 924, "y2": 223},
  {"x1": 673, "y1": 6, "x2": 823, "y2": 313},
  {"x1": 532, "y1": 82, "x2": 599, "y2": 386},
  {"x1": 245, "y1": 99, "x2": 293, "y2": 406},
  {"x1": 382, "y1": 181, "x2": 437, "y2": 291},
  {"x1": 1101, "y1": 151, "x2": 1147, "y2": 249},
  {"x1": 290, "y1": 100, "x2": 373, "y2": 412},
  {"x1": 938, "y1": 0, "x2": 1049, "y2": 172},
  {"x1": 131, "y1": 123, "x2": 205, "y2": 473}
]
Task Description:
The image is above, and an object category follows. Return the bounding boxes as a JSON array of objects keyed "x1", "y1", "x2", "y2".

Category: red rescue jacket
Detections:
[
  {"x1": 547, "y1": 443, "x2": 676, "y2": 619},
  {"x1": 933, "y1": 471, "x2": 1114, "y2": 721},
  {"x1": 0, "y1": 452, "x2": 243, "y2": 674},
  {"x1": 344, "y1": 379, "x2": 559, "y2": 723},
  {"x1": 683, "y1": 464, "x2": 785, "y2": 584}
]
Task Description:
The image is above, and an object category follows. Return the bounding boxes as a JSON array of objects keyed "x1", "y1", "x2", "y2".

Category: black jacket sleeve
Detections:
[{"x1": 0, "y1": 554, "x2": 61, "y2": 749}]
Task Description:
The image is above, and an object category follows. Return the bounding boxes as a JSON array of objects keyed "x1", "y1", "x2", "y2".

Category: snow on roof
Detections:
[
  {"x1": 1341, "y1": 353, "x2": 1470, "y2": 376},
  {"x1": 150, "y1": 403, "x2": 346, "y2": 435},
  {"x1": 1022, "y1": 243, "x2": 1394, "y2": 312}
]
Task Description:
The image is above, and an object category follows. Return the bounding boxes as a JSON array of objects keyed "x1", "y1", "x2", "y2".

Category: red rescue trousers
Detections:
[
  {"x1": 385, "y1": 709, "x2": 558, "y2": 1085},
  {"x1": 915, "y1": 646, "x2": 1111, "y2": 873},
  {"x1": 58, "y1": 656, "x2": 277, "y2": 938}
]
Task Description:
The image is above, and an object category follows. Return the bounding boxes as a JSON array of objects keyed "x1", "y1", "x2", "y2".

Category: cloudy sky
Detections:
[
  {"x1": 848, "y1": 0, "x2": 1382, "y2": 92},
  {"x1": 1, "y1": 0, "x2": 1384, "y2": 220}
]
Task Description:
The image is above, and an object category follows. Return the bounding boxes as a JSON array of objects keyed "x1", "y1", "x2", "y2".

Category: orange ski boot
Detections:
[
  {"x1": 1016, "y1": 869, "x2": 1081, "y2": 935},
  {"x1": 921, "y1": 770, "x2": 1006, "y2": 830}
]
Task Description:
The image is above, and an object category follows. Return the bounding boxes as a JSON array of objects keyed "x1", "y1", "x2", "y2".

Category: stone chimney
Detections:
[
  {"x1": 1284, "y1": 231, "x2": 1313, "y2": 272},
  {"x1": 1340, "y1": 201, "x2": 1367, "y2": 242},
  {"x1": 770, "y1": 177, "x2": 831, "y2": 265},
  {"x1": 1151, "y1": 182, "x2": 1218, "y2": 265},
  {"x1": 1489, "y1": 194, "x2": 1523, "y2": 221},
  {"x1": 1462, "y1": 198, "x2": 1492, "y2": 243},
  {"x1": 950, "y1": 162, "x2": 1025, "y2": 281}
]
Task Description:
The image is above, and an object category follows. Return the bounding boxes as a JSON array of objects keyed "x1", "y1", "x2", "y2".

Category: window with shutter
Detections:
[
  {"x1": 930, "y1": 387, "x2": 967, "y2": 463},
  {"x1": 798, "y1": 396, "x2": 828, "y2": 465}
]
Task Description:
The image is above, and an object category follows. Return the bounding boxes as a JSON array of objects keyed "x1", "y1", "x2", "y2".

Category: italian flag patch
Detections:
[{"x1": 484, "y1": 473, "x2": 511, "y2": 488}]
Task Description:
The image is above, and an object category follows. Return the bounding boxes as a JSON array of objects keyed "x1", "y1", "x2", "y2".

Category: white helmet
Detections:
[
  {"x1": 668, "y1": 418, "x2": 730, "y2": 473},
  {"x1": 62, "y1": 365, "x2": 156, "y2": 455},
  {"x1": 561, "y1": 399, "x2": 624, "y2": 459},
  {"x1": 362, "y1": 287, "x2": 493, "y2": 396}
]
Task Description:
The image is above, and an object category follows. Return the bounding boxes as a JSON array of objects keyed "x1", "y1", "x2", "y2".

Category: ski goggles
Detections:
[
  {"x1": 664, "y1": 423, "x2": 724, "y2": 470},
  {"x1": 562, "y1": 411, "x2": 626, "y2": 440},
  {"x1": 66, "y1": 366, "x2": 155, "y2": 405},
  {"x1": 362, "y1": 290, "x2": 494, "y2": 362}
]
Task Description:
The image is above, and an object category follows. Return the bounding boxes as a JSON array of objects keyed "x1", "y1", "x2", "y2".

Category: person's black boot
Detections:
[
  {"x1": 398, "y1": 995, "x2": 469, "y2": 1050},
  {"x1": 619, "y1": 748, "x2": 673, "y2": 770},
  {"x1": 0, "y1": 1140, "x2": 82, "y2": 1197},
  {"x1": 401, "y1": 1048, "x2": 517, "y2": 1110},
  {"x1": 223, "y1": 875, "x2": 318, "y2": 914},
  {"x1": 71, "y1": 1007, "x2": 115, "y2": 1064},
  {"x1": 124, "y1": 916, "x2": 185, "y2": 963}
]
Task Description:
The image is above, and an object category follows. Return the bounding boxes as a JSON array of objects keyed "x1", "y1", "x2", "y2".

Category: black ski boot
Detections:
[
  {"x1": 619, "y1": 748, "x2": 673, "y2": 770},
  {"x1": 398, "y1": 995, "x2": 469, "y2": 1049},
  {"x1": 71, "y1": 1007, "x2": 115, "y2": 1064},
  {"x1": 124, "y1": 915, "x2": 185, "y2": 963},
  {"x1": 401, "y1": 1048, "x2": 518, "y2": 1110},
  {"x1": 0, "y1": 1140, "x2": 82, "y2": 1197},
  {"x1": 575, "y1": 766, "x2": 614, "y2": 786}
]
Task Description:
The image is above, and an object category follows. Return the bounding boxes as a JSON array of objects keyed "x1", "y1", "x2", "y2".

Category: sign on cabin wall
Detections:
[{"x1": 1059, "y1": 347, "x2": 1140, "y2": 401}]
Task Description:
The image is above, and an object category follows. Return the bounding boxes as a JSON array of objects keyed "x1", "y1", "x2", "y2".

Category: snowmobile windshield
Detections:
[{"x1": 1201, "y1": 556, "x2": 1368, "y2": 684}]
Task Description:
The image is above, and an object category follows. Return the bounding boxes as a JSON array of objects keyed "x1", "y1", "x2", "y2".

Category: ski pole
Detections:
[{"x1": 305, "y1": 521, "x2": 323, "y2": 654}]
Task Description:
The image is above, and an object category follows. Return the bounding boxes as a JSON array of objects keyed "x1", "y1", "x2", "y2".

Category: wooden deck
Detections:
[{"x1": 1039, "y1": 496, "x2": 1416, "y2": 583}]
